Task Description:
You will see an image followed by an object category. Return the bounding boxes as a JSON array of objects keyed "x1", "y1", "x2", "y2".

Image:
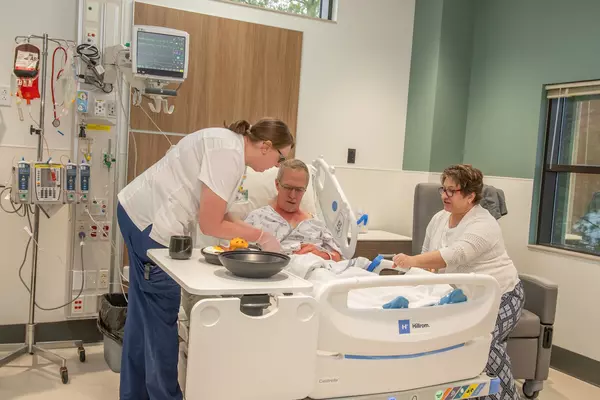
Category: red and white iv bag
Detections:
[{"x1": 14, "y1": 43, "x2": 41, "y2": 105}]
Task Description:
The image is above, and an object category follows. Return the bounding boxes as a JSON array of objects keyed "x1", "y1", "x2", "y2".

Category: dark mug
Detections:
[{"x1": 169, "y1": 235, "x2": 193, "y2": 260}]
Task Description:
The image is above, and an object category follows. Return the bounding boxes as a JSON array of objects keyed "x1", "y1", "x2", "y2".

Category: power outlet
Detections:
[
  {"x1": 71, "y1": 296, "x2": 84, "y2": 314},
  {"x1": 82, "y1": 198, "x2": 107, "y2": 217},
  {"x1": 0, "y1": 86, "x2": 11, "y2": 107},
  {"x1": 85, "y1": 271, "x2": 98, "y2": 290},
  {"x1": 99, "y1": 270, "x2": 109, "y2": 289},
  {"x1": 106, "y1": 100, "x2": 117, "y2": 117},
  {"x1": 86, "y1": 1, "x2": 100, "y2": 22},
  {"x1": 100, "y1": 222, "x2": 111, "y2": 241},
  {"x1": 85, "y1": 28, "x2": 98, "y2": 46},
  {"x1": 89, "y1": 223, "x2": 99, "y2": 241},
  {"x1": 94, "y1": 99, "x2": 106, "y2": 116}
]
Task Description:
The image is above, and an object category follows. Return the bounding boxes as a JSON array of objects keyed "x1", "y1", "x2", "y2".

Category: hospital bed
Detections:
[
  {"x1": 162, "y1": 158, "x2": 504, "y2": 400},
  {"x1": 413, "y1": 183, "x2": 559, "y2": 399}
]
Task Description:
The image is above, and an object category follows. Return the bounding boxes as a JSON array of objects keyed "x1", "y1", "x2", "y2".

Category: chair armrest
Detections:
[{"x1": 519, "y1": 274, "x2": 558, "y2": 325}]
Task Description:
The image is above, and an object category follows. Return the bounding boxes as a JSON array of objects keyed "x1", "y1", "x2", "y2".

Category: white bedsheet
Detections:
[{"x1": 286, "y1": 254, "x2": 454, "y2": 309}]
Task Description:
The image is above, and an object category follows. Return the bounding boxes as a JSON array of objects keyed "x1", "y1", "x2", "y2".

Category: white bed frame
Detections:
[
  {"x1": 311, "y1": 157, "x2": 358, "y2": 259},
  {"x1": 169, "y1": 157, "x2": 503, "y2": 400}
]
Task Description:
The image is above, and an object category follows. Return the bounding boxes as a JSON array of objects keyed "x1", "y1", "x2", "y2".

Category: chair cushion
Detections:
[{"x1": 509, "y1": 310, "x2": 541, "y2": 338}]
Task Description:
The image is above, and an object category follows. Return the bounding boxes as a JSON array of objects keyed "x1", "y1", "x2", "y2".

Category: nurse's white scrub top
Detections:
[{"x1": 117, "y1": 128, "x2": 246, "y2": 247}]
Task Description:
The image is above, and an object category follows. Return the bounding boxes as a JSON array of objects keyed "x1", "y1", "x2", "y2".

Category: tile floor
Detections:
[{"x1": 0, "y1": 344, "x2": 598, "y2": 399}]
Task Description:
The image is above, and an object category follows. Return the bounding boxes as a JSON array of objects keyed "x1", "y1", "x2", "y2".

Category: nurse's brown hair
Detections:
[{"x1": 226, "y1": 118, "x2": 295, "y2": 149}]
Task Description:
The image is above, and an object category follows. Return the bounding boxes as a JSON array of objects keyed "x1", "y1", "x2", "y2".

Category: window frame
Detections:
[
  {"x1": 536, "y1": 86, "x2": 600, "y2": 258},
  {"x1": 213, "y1": 0, "x2": 337, "y2": 22}
]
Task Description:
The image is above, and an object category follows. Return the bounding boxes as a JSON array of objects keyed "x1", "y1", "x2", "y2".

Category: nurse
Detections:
[{"x1": 116, "y1": 118, "x2": 294, "y2": 400}]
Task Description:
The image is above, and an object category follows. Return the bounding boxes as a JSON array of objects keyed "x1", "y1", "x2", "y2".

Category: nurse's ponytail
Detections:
[
  {"x1": 227, "y1": 120, "x2": 252, "y2": 136},
  {"x1": 226, "y1": 118, "x2": 295, "y2": 149}
]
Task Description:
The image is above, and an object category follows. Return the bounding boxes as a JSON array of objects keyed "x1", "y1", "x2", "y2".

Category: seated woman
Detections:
[
  {"x1": 393, "y1": 164, "x2": 523, "y2": 400},
  {"x1": 245, "y1": 159, "x2": 343, "y2": 261}
]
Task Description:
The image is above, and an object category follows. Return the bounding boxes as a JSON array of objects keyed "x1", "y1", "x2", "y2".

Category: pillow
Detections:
[{"x1": 228, "y1": 164, "x2": 318, "y2": 221}]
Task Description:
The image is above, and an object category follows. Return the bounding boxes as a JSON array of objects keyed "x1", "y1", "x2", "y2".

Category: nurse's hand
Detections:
[
  {"x1": 257, "y1": 231, "x2": 282, "y2": 252},
  {"x1": 392, "y1": 253, "x2": 415, "y2": 268}
]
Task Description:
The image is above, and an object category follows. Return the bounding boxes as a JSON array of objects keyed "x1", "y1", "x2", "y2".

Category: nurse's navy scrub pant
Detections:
[{"x1": 117, "y1": 203, "x2": 183, "y2": 400}]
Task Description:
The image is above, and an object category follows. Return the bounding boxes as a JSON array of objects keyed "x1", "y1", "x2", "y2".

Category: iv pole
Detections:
[{"x1": 0, "y1": 33, "x2": 85, "y2": 385}]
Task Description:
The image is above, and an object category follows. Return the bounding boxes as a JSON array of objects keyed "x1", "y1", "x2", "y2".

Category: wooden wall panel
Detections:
[{"x1": 130, "y1": 2, "x2": 303, "y2": 172}]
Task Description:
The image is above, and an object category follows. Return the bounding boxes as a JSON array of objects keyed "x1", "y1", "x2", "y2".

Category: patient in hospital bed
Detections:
[{"x1": 244, "y1": 159, "x2": 343, "y2": 261}]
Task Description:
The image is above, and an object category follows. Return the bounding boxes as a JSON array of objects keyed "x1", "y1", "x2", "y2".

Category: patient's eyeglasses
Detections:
[
  {"x1": 278, "y1": 181, "x2": 307, "y2": 194},
  {"x1": 438, "y1": 187, "x2": 462, "y2": 197}
]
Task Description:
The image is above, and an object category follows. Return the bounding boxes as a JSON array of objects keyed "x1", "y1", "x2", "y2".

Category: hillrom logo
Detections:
[{"x1": 398, "y1": 320, "x2": 430, "y2": 334}]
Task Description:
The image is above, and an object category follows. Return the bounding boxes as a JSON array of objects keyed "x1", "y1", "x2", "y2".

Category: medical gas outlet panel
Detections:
[{"x1": 11, "y1": 161, "x2": 92, "y2": 205}]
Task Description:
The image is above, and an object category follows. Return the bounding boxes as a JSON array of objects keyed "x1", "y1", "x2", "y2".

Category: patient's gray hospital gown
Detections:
[{"x1": 244, "y1": 206, "x2": 342, "y2": 256}]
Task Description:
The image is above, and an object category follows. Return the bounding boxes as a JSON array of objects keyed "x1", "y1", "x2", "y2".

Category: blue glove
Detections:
[
  {"x1": 438, "y1": 289, "x2": 467, "y2": 305},
  {"x1": 383, "y1": 296, "x2": 410, "y2": 309}
]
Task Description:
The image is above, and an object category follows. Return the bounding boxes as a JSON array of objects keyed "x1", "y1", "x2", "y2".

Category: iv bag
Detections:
[{"x1": 56, "y1": 47, "x2": 77, "y2": 115}]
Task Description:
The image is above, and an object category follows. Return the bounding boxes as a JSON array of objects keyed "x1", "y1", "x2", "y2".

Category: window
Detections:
[
  {"x1": 536, "y1": 81, "x2": 600, "y2": 257},
  {"x1": 224, "y1": 0, "x2": 335, "y2": 20}
]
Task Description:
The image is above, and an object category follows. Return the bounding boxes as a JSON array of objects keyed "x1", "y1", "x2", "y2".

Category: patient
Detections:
[{"x1": 245, "y1": 159, "x2": 343, "y2": 261}]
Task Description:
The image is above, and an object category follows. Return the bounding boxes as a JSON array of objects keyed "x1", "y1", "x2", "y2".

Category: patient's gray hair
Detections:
[{"x1": 277, "y1": 159, "x2": 310, "y2": 183}]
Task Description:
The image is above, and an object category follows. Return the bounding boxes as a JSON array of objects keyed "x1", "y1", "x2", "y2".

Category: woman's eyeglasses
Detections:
[
  {"x1": 438, "y1": 187, "x2": 461, "y2": 197},
  {"x1": 276, "y1": 149, "x2": 286, "y2": 164}
]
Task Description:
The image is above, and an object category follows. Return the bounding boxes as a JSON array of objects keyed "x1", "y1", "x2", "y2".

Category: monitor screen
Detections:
[
  {"x1": 136, "y1": 30, "x2": 186, "y2": 79},
  {"x1": 40, "y1": 169, "x2": 56, "y2": 188}
]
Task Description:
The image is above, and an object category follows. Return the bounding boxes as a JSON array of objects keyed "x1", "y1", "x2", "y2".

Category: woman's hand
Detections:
[
  {"x1": 257, "y1": 231, "x2": 281, "y2": 252},
  {"x1": 392, "y1": 253, "x2": 416, "y2": 268}
]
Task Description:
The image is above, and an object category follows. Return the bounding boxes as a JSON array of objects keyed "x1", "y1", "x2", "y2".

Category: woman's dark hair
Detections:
[
  {"x1": 441, "y1": 164, "x2": 484, "y2": 204},
  {"x1": 226, "y1": 118, "x2": 295, "y2": 149}
]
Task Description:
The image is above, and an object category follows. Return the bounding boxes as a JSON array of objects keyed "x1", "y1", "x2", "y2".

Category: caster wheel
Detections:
[
  {"x1": 523, "y1": 382, "x2": 539, "y2": 399},
  {"x1": 78, "y1": 347, "x2": 86, "y2": 363},
  {"x1": 60, "y1": 367, "x2": 69, "y2": 384}
]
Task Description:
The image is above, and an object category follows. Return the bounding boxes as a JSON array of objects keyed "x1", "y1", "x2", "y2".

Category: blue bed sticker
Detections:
[
  {"x1": 332, "y1": 201, "x2": 338, "y2": 212},
  {"x1": 398, "y1": 320, "x2": 411, "y2": 334},
  {"x1": 489, "y1": 378, "x2": 501, "y2": 395}
]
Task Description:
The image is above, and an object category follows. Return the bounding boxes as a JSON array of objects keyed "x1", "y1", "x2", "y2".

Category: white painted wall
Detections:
[
  {"x1": 0, "y1": 0, "x2": 77, "y2": 325},
  {"x1": 138, "y1": 0, "x2": 415, "y2": 170}
]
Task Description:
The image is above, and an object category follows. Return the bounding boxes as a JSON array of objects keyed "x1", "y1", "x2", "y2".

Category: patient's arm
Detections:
[{"x1": 294, "y1": 244, "x2": 342, "y2": 261}]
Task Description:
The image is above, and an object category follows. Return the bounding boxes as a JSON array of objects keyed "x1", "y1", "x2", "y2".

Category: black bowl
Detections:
[
  {"x1": 201, "y1": 247, "x2": 224, "y2": 265},
  {"x1": 218, "y1": 250, "x2": 290, "y2": 279}
]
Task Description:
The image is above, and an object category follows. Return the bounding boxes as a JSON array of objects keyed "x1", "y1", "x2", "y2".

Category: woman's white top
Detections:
[
  {"x1": 422, "y1": 204, "x2": 519, "y2": 294},
  {"x1": 118, "y1": 128, "x2": 246, "y2": 247}
]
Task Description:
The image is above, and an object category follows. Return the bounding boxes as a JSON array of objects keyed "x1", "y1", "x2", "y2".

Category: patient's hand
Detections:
[{"x1": 294, "y1": 244, "x2": 330, "y2": 260}]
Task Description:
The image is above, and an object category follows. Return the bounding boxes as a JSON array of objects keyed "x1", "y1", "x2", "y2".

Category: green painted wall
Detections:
[
  {"x1": 402, "y1": 0, "x2": 443, "y2": 172},
  {"x1": 403, "y1": 0, "x2": 475, "y2": 172},
  {"x1": 404, "y1": 0, "x2": 600, "y2": 178},
  {"x1": 429, "y1": 0, "x2": 475, "y2": 172},
  {"x1": 464, "y1": 0, "x2": 600, "y2": 178}
]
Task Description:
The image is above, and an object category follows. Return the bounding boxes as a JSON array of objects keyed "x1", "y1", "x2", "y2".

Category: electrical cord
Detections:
[
  {"x1": 0, "y1": 186, "x2": 25, "y2": 216},
  {"x1": 114, "y1": 67, "x2": 138, "y2": 177},
  {"x1": 51, "y1": 46, "x2": 68, "y2": 124},
  {"x1": 76, "y1": 43, "x2": 113, "y2": 93},
  {"x1": 18, "y1": 208, "x2": 86, "y2": 311}
]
